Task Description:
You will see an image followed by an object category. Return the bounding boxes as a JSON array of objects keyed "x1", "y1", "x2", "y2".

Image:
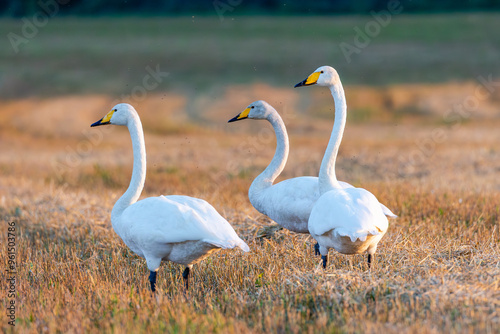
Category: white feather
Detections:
[
  {"x1": 92, "y1": 103, "x2": 249, "y2": 289},
  {"x1": 229, "y1": 101, "x2": 395, "y2": 235},
  {"x1": 308, "y1": 188, "x2": 388, "y2": 244},
  {"x1": 118, "y1": 195, "x2": 250, "y2": 256},
  {"x1": 295, "y1": 66, "x2": 392, "y2": 261}
]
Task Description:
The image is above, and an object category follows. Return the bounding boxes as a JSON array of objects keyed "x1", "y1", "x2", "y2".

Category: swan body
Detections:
[
  {"x1": 228, "y1": 101, "x2": 395, "y2": 235},
  {"x1": 116, "y1": 195, "x2": 249, "y2": 268},
  {"x1": 250, "y1": 176, "x2": 395, "y2": 234},
  {"x1": 295, "y1": 66, "x2": 391, "y2": 268},
  {"x1": 308, "y1": 187, "x2": 387, "y2": 256},
  {"x1": 91, "y1": 103, "x2": 249, "y2": 291}
]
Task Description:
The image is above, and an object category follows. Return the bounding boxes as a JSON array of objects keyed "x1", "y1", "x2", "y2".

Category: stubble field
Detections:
[{"x1": 1, "y1": 14, "x2": 500, "y2": 333}]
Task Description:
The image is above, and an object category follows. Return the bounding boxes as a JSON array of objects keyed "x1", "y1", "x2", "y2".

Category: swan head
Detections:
[
  {"x1": 91, "y1": 103, "x2": 137, "y2": 127},
  {"x1": 227, "y1": 100, "x2": 276, "y2": 122},
  {"x1": 294, "y1": 66, "x2": 340, "y2": 88}
]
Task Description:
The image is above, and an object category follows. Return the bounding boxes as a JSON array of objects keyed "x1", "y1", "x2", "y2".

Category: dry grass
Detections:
[{"x1": 0, "y1": 92, "x2": 499, "y2": 333}]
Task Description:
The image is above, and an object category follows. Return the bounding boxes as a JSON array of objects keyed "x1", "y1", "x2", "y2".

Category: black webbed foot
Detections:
[
  {"x1": 182, "y1": 267, "x2": 190, "y2": 290},
  {"x1": 321, "y1": 255, "x2": 328, "y2": 269},
  {"x1": 314, "y1": 242, "x2": 320, "y2": 256},
  {"x1": 149, "y1": 271, "x2": 157, "y2": 292}
]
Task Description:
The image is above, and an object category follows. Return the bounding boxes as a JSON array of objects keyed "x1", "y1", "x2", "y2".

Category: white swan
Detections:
[
  {"x1": 228, "y1": 101, "x2": 395, "y2": 255},
  {"x1": 91, "y1": 103, "x2": 249, "y2": 291},
  {"x1": 295, "y1": 66, "x2": 391, "y2": 268}
]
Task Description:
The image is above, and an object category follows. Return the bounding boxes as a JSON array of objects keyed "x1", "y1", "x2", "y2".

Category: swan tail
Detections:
[
  {"x1": 380, "y1": 203, "x2": 397, "y2": 218},
  {"x1": 204, "y1": 239, "x2": 250, "y2": 252},
  {"x1": 238, "y1": 241, "x2": 250, "y2": 252},
  {"x1": 336, "y1": 229, "x2": 381, "y2": 243}
]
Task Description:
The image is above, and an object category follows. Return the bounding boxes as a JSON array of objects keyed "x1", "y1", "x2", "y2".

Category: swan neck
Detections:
[
  {"x1": 249, "y1": 112, "x2": 289, "y2": 202},
  {"x1": 319, "y1": 83, "x2": 346, "y2": 194},
  {"x1": 111, "y1": 114, "x2": 146, "y2": 222}
]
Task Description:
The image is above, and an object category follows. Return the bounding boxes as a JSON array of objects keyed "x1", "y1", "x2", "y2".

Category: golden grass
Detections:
[
  {"x1": 1, "y1": 92, "x2": 499, "y2": 333},
  {"x1": 1, "y1": 179, "x2": 498, "y2": 333}
]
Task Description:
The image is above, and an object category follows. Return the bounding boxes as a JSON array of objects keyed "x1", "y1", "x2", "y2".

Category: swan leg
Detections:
[
  {"x1": 314, "y1": 242, "x2": 320, "y2": 256},
  {"x1": 321, "y1": 255, "x2": 328, "y2": 269},
  {"x1": 367, "y1": 244, "x2": 378, "y2": 269},
  {"x1": 182, "y1": 267, "x2": 190, "y2": 290},
  {"x1": 149, "y1": 271, "x2": 157, "y2": 292}
]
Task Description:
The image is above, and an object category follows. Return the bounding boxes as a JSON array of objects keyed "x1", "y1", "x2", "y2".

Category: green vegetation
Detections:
[
  {"x1": 1, "y1": 14, "x2": 499, "y2": 98},
  {"x1": 2, "y1": 0, "x2": 500, "y2": 16}
]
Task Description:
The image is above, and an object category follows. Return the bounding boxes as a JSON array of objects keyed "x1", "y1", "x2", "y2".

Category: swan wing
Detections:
[
  {"x1": 120, "y1": 195, "x2": 249, "y2": 252},
  {"x1": 338, "y1": 180, "x2": 354, "y2": 189},
  {"x1": 308, "y1": 187, "x2": 388, "y2": 242},
  {"x1": 339, "y1": 180, "x2": 396, "y2": 218},
  {"x1": 380, "y1": 203, "x2": 397, "y2": 218},
  {"x1": 256, "y1": 177, "x2": 354, "y2": 224},
  {"x1": 252, "y1": 176, "x2": 319, "y2": 232},
  {"x1": 252, "y1": 176, "x2": 393, "y2": 232}
]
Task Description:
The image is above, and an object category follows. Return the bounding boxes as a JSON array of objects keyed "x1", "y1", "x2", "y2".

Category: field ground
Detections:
[
  {"x1": 0, "y1": 89, "x2": 499, "y2": 333},
  {"x1": 1, "y1": 14, "x2": 500, "y2": 334}
]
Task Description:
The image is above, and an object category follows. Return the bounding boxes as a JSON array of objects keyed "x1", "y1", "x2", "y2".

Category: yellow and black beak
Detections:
[
  {"x1": 91, "y1": 109, "x2": 114, "y2": 127},
  {"x1": 228, "y1": 107, "x2": 251, "y2": 123},
  {"x1": 294, "y1": 71, "x2": 321, "y2": 88}
]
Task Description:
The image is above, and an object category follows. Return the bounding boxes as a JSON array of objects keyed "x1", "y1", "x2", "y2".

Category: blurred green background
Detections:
[{"x1": 1, "y1": 1, "x2": 499, "y2": 99}]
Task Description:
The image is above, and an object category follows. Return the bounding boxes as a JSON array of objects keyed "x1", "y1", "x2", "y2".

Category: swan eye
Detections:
[
  {"x1": 251, "y1": 106, "x2": 255, "y2": 109},
  {"x1": 114, "y1": 109, "x2": 117, "y2": 112},
  {"x1": 320, "y1": 71, "x2": 324, "y2": 74}
]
